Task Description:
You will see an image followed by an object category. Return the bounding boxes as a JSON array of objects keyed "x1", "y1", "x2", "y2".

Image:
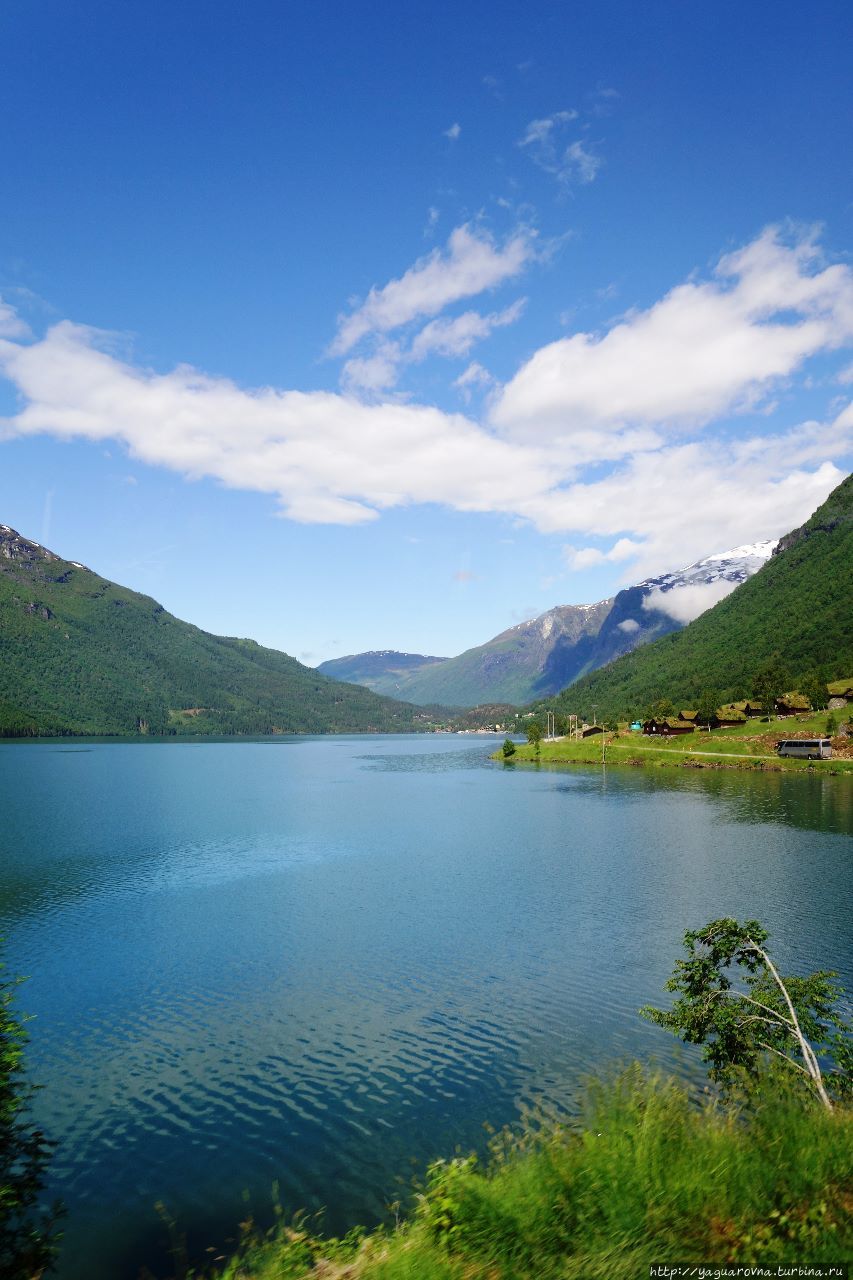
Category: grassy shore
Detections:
[
  {"x1": 496, "y1": 713, "x2": 853, "y2": 774},
  {"x1": 193, "y1": 1071, "x2": 851, "y2": 1279}
]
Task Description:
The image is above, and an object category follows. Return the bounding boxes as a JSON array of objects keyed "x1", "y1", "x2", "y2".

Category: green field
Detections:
[{"x1": 498, "y1": 713, "x2": 853, "y2": 774}]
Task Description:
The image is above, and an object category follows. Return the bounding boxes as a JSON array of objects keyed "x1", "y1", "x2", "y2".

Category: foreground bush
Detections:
[
  {"x1": 203, "y1": 1069, "x2": 851, "y2": 1280},
  {"x1": 0, "y1": 959, "x2": 61, "y2": 1279}
]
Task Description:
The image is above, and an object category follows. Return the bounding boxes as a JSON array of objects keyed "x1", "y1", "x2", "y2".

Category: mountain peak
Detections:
[{"x1": 0, "y1": 525, "x2": 59, "y2": 565}]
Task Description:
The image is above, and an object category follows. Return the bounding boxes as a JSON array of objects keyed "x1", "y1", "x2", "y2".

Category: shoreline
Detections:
[{"x1": 493, "y1": 739, "x2": 853, "y2": 776}]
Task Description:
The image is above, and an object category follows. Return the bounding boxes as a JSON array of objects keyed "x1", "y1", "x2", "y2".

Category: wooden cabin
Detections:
[
  {"x1": 712, "y1": 705, "x2": 748, "y2": 728},
  {"x1": 642, "y1": 717, "x2": 695, "y2": 736},
  {"x1": 728, "y1": 699, "x2": 764, "y2": 718},
  {"x1": 775, "y1": 691, "x2": 811, "y2": 716}
]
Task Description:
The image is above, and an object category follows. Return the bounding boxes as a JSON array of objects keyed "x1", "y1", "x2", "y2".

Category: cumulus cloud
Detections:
[
  {"x1": 563, "y1": 537, "x2": 643, "y2": 570},
  {"x1": 340, "y1": 343, "x2": 402, "y2": 394},
  {"x1": 617, "y1": 618, "x2": 641, "y2": 633},
  {"x1": 530, "y1": 443, "x2": 848, "y2": 577},
  {"x1": 409, "y1": 299, "x2": 525, "y2": 361},
  {"x1": 0, "y1": 296, "x2": 31, "y2": 339},
  {"x1": 0, "y1": 317, "x2": 557, "y2": 526},
  {"x1": 642, "y1": 579, "x2": 741, "y2": 624},
  {"x1": 0, "y1": 230, "x2": 851, "y2": 574},
  {"x1": 493, "y1": 226, "x2": 853, "y2": 440},
  {"x1": 453, "y1": 361, "x2": 494, "y2": 402},
  {"x1": 341, "y1": 301, "x2": 525, "y2": 392},
  {"x1": 330, "y1": 223, "x2": 535, "y2": 355}
]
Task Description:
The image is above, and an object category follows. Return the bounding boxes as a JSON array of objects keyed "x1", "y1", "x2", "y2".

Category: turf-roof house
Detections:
[
  {"x1": 642, "y1": 717, "x2": 695, "y2": 735},
  {"x1": 775, "y1": 691, "x2": 811, "y2": 715},
  {"x1": 827, "y1": 678, "x2": 853, "y2": 703},
  {"x1": 677, "y1": 709, "x2": 699, "y2": 722},
  {"x1": 713, "y1": 705, "x2": 749, "y2": 727},
  {"x1": 729, "y1": 699, "x2": 765, "y2": 718}
]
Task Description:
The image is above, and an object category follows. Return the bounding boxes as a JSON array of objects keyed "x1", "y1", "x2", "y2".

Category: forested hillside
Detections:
[
  {"x1": 0, "y1": 526, "x2": 431, "y2": 736},
  {"x1": 552, "y1": 473, "x2": 853, "y2": 720}
]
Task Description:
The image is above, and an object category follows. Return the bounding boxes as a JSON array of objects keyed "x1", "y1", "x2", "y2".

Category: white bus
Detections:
[{"x1": 776, "y1": 739, "x2": 832, "y2": 759}]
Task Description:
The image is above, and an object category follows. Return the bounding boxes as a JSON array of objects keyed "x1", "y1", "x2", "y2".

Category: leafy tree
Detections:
[
  {"x1": 0, "y1": 958, "x2": 62, "y2": 1277},
  {"x1": 800, "y1": 672, "x2": 829, "y2": 712},
  {"x1": 501, "y1": 737, "x2": 516, "y2": 758},
  {"x1": 644, "y1": 697, "x2": 674, "y2": 721},
  {"x1": 751, "y1": 653, "x2": 789, "y2": 719},
  {"x1": 642, "y1": 918, "x2": 851, "y2": 1111},
  {"x1": 825, "y1": 713, "x2": 838, "y2": 738},
  {"x1": 696, "y1": 688, "x2": 719, "y2": 729},
  {"x1": 526, "y1": 721, "x2": 542, "y2": 754}
]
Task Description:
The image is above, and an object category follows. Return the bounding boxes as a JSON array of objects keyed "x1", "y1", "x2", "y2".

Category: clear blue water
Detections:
[{"x1": 0, "y1": 735, "x2": 850, "y2": 1279}]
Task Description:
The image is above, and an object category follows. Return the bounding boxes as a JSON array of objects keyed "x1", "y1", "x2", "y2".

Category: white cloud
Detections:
[
  {"x1": 341, "y1": 301, "x2": 525, "y2": 392},
  {"x1": 0, "y1": 320, "x2": 556, "y2": 526},
  {"x1": 563, "y1": 140, "x2": 601, "y2": 185},
  {"x1": 519, "y1": 111, "x2": 600, "y2": 186},
  {"x1": 617, "y1": 618, "x2": 641, "y2": 633},
  {"x1": 531, "y1": 441, "x2": 848, "y2": 577},
  {"x1": 493, "y1": 227, "x2": 853, "y2": 440},
  {"x1": 1, "y1": 229, "x2": 850, "y2": 576},
  {"x1": 331, "y1": 223, "x2": 535, "y2": 355},
  {"x1": 519, "y1": 110, "x2": 578, "y2": 148},
  {"x1": 0, "y1": 296, "x2": 31, "y2": 339},
  {"x1": 563, "y1": 536, "x2": 643, "y2": 570},
  {"x1": 409, "y1": 299, "x2": 525, "y2": 361},
  {"x1": 642, "y1": 579, "x2": 740, "y2": 624},
  {"x1": 444, "y1": 122, "x2": 461, "y2": 140},
  {"x1": 340, "y1": 343, "x2": 401, "y2": 394},
  {"x1": 453, "y1": 361, "x2": 494, "y2": 402}
]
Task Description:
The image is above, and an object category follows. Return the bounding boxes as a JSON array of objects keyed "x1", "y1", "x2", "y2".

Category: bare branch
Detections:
[
  {"x1": 756, "y1": 1041, "x2": 812, "y2": 1078},
  {"x1": 746, "y1": 937, "x2": 833, "y2": 1111}
]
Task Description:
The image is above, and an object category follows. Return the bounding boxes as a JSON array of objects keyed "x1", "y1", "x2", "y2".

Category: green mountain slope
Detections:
[
  {"x1": 551, "y1": 473, "x2": 853, "y2": 720},
  {"x1": 316, "y1": 649, "x2": 449, "y2": 695},
  {"x1": 390, "y1": 600, "x2": 615, "y2": 706},
  {"x1": 0, "y1": 526, "x2": 432, "y2": 736}
]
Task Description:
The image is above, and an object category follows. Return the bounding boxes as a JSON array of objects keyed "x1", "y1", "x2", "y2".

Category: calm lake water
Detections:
[{"x1": 0, "y1": 734, "x2": 851, "y2": 1279}]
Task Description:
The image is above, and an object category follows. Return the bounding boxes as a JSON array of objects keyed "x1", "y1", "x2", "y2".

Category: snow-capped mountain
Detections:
[
  {"x1": 631, "y1": 540, "x2": 778, "y2": 626},
  {"x1": 319, "y1": 541, "x2": 778, "y2": 707}
]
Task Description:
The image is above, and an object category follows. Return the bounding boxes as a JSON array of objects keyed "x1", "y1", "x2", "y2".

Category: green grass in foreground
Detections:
[
  {"x1": 193, "y1": 1070, "x2": 851, "y2": 1280},
  {"x1": 499, "y1": 714, "x2": 853, "y2": 774}
]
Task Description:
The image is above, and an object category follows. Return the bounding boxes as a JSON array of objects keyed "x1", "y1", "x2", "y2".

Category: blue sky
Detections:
[{"x1": 1, "y1": 0, "x2": 852, "y2": 664}]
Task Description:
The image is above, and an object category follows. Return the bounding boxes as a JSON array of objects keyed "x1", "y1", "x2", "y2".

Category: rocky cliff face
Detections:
[
  {"x1": 1, "y1": 524, "x2": 57, "y2": 564},
  {"x1": 0, "y1": 525, "x2": 90, "y2": 582}
]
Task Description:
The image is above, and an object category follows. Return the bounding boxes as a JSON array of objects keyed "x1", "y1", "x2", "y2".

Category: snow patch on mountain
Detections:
[{"x1": 640, "y1": 539, "x2": 777, "y2": 624}]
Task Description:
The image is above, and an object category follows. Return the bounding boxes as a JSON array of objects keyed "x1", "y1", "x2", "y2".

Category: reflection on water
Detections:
[{"x1": 0, "y1": 735, "x2": 850, "y2": 1280}]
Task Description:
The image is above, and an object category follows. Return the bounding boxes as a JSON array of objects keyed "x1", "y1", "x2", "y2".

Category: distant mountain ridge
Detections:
[
  {"x1": 550, "y1": 474, "x2": 853, "y2": 720},
  {"x1": 317, "y1": 649, "x2": 449, "y2": 694},
  {"x1": 318, "y1": 541, "x2": 777, "y2": 707},
  {"x1": 0, "y1": 525, "x2": 433, "y2": 736}
]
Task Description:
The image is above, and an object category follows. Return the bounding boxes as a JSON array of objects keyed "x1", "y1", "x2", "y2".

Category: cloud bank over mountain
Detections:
[{"x1": 1, "y1": 227, "x2": 851, "y2": 577}]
